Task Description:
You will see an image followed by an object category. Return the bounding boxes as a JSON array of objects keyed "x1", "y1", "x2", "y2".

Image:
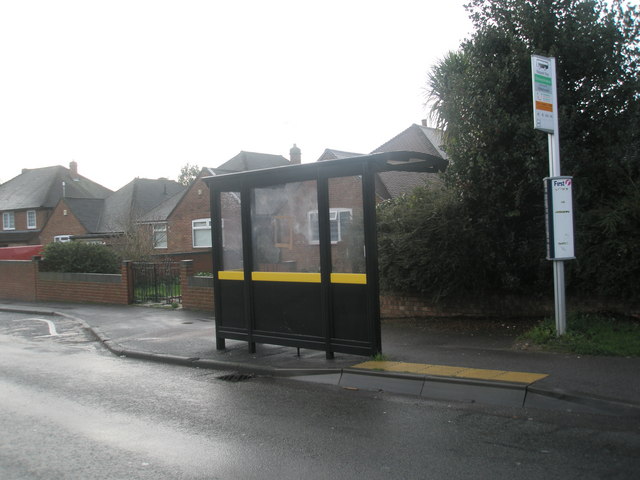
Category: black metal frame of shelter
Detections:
[{"x1": 204, "y1": 151, "x2": 447, "y2": 358}]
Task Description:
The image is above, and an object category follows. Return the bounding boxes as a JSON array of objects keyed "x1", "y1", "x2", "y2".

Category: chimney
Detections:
[
  {"x1": 69, "y1": 160, "x2": 79, "y2": 179},
  {"x1": 290, "y1": 144, "x2": 301, "y2": 164},
  {"x1": 421, "y1": 119, "x2": 428, "y2": 127}
]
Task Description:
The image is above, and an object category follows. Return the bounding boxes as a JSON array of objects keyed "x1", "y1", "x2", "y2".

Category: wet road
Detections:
[{"x1": 1, "y1": 311, "x2": 638, "y2": 479}]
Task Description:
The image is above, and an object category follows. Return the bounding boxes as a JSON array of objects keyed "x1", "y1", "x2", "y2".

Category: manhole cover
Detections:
[{"x1": 216, "y1": 373, "x2": 255, "y2": 382}]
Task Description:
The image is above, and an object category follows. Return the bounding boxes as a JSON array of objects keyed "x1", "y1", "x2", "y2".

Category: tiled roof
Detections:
[
  {"x1": 372, "y1": 124, "x2": 447, "y2": 159},
  {"x1": 214, "y1": 151, "x2": 290, "y2": 174},
  {"x1": 317, "y1": 149, "x2": 364, "y2": 161},
  {"x1": 97, "y1": 178, "x2": 185, "y2": 232},
  {"x1": 140, "y1": 189, "x2": 186, "y2": 223},
  {"x1": 0, "y1": 165, "x2": 111, "y2": 211},
  {"x1": 64, "y1": 198, "x2": 105, "y2": 232},
  {"x1": 371, "y1": 124, "x2": 447, "y2": 198}
]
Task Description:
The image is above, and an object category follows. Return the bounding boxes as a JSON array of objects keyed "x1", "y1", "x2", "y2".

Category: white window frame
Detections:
[
  {"x1": 308, "y1": 208, "x2": 352, "y2": 244},
  {"x1": 192, "y1": 218, "x2": 213, "y2": 248},
  {"x1": 153, "y1": 223, "x2": 168, "y2": 249},
  {"x1": 3, "y1": 212, "x2": 15, "y2": 230},
  {"x1": 26, "y1": 210, "x2": 37, "y2": 229}
]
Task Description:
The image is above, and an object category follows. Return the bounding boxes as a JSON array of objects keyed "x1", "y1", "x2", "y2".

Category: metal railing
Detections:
[{"x1": 131, "y1": 262, "x2": 182, "y2": 305}]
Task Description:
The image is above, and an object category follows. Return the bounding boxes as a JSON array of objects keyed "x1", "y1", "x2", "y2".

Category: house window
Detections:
[
  {"x1": 192, "y1": 218, "x2": 212, "y2": 248},
  {"x1": 274, "y1": 215, "x2": 293, "y2": 249},
  {"x1": 3, "y1": 212, "x2": 15, "y2": 230},
  {"x1": 27, "y1": 210, "x2": 37, "y2": 229},
  {"x1": 153, "y1": 223, "x2": 168, "y2": 249},
  {"x1": 308, "y1": 208, "x2": 352, "y2": 244}
]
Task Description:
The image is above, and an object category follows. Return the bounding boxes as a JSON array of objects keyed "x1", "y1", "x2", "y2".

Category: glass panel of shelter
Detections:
[
  {"x1": 327, "y1": 176, "x2": 368, "y2": 342},
  {"x1": 250, "y1": 180, "x2": 323, "y2": 338},
  {"x1": 220, "y1": 192, "x2": 243, "y2": 271},
  {"x1": 328, "y1": 176, "x2": 365, "y2": 277},
  {"x1": 251, "y1": 180, "x2": 320, "y2": 275}
]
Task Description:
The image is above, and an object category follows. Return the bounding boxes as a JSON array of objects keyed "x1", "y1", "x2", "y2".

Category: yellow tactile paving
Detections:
[
  {"x1": 352, "y1": 361, "x2": 548, "y2": 385},
  {"x1": 491, "y1": 371, "x2": 549, "y2": 384}
]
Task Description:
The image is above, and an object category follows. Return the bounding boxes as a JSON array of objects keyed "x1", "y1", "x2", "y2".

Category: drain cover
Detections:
[{"x1": 217, "y1": 373, "x2": 255, "y2": 382}]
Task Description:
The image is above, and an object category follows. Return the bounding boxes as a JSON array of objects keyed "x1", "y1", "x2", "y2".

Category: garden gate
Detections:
[{"x1": 130, "y1": 261, "x2": 182, "y2": 305}]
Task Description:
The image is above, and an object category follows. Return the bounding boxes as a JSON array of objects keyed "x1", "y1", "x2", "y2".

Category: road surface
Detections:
[{"x1": 1, "y1": 311, "x2": 638, "y2": 479}]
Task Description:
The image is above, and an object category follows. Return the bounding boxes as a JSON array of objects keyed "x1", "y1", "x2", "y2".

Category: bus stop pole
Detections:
[{"x1": 548, "y1": 127, "x2": 566, "y2": 336}]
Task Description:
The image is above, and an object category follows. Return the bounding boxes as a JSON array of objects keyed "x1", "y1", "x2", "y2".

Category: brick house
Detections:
[
  {"x1": 0, "y1": 161, "x2": 111, "y2": 247},
  {"x1": 39, "y1": 178, "x2": 185, "y2": 250},
  {"x1": 138, "y1": 169, "x2": 214, "y2": 271},
  {"x1": 136, "y1": 150, "x2": 295, "y2": 272},
  {"x1": 210, "y1": 126, "x2": 447, "y2": 276},
  {"x1": 38, "y1": 151, "x2": 294, "y2": 270},
  {"x1": 317, "y1": 121, "x2": 447, "y2": 201},
  {"x1": 252, "y1": 122, "x2": 446, "y2": 272}
]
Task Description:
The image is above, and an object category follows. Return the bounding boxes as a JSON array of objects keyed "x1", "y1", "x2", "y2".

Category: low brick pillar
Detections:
[
  {"x1": 121, "y1": 260, "x2": 133, "y2": 304},
  {"x1": 180, "y1": 260, "x2": 215, "y2": 312}
]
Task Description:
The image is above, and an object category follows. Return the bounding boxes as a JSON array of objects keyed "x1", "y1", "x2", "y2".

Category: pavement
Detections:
[{"x1": 2, "y1": 300, "x2": 639, "y2": 417}]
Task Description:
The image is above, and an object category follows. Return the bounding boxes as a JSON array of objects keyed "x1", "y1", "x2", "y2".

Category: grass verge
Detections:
[{"x1": 519, "y1": 313, "x2": 640, "y2": 356}]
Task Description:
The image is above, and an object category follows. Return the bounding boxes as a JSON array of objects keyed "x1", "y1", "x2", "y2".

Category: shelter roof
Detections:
[{"x1": 204, "y1": 151, "x2": 447, "y2": 191}]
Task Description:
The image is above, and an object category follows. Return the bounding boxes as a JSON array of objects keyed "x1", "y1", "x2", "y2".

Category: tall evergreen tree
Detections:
[{"x1": 424, "y1": 0, "x2": 639, "y2": 298}]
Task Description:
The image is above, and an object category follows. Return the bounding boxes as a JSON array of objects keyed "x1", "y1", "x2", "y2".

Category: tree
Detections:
[
  {"x1": 178, "y1": 163, "x2": 201, "y2": 186},
  {"x1": 379, "y1": 0, "x2": 639, "y2": 299},
  {"x1": 431, "y1": 0, "x2": 640, "y2": 298}
]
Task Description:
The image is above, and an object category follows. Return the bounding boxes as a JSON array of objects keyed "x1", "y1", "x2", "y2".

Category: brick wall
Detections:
[
  {"x1": 4, "y1": 257, "x2": 635, "y2": 318},
  {"x1": 36, "y1": 261, "x2": 130, "y2": 304},
  {"x1": 379, "y1": 293, "x2": 639, "y2": 319},
  {"x1": 180, "y1": 260, "x2": 214, "y2": 311},
  {"x1": 0, "y1": 260, "x2": 38, "y2": 301},
  {"x1": 0, "y1": 258, "x2": 131, "y2": 305}
]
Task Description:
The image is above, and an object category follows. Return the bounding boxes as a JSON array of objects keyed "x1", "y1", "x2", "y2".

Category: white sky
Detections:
[{"x1": 0, "y1": 0, "x2": 472, "y2": 191}]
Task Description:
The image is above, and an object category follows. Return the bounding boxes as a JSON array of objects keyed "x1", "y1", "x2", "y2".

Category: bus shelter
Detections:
[{"x1": 204, "y1": 151, "x2": 447, "y2": 358}]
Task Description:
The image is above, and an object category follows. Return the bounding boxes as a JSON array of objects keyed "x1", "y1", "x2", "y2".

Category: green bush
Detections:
[
  {"x1": 40, "y1": 242, "x2": 121, "y2": 274},
  {"x1": 377, "y1": 184, "x2": 550, "y2": 298}
]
